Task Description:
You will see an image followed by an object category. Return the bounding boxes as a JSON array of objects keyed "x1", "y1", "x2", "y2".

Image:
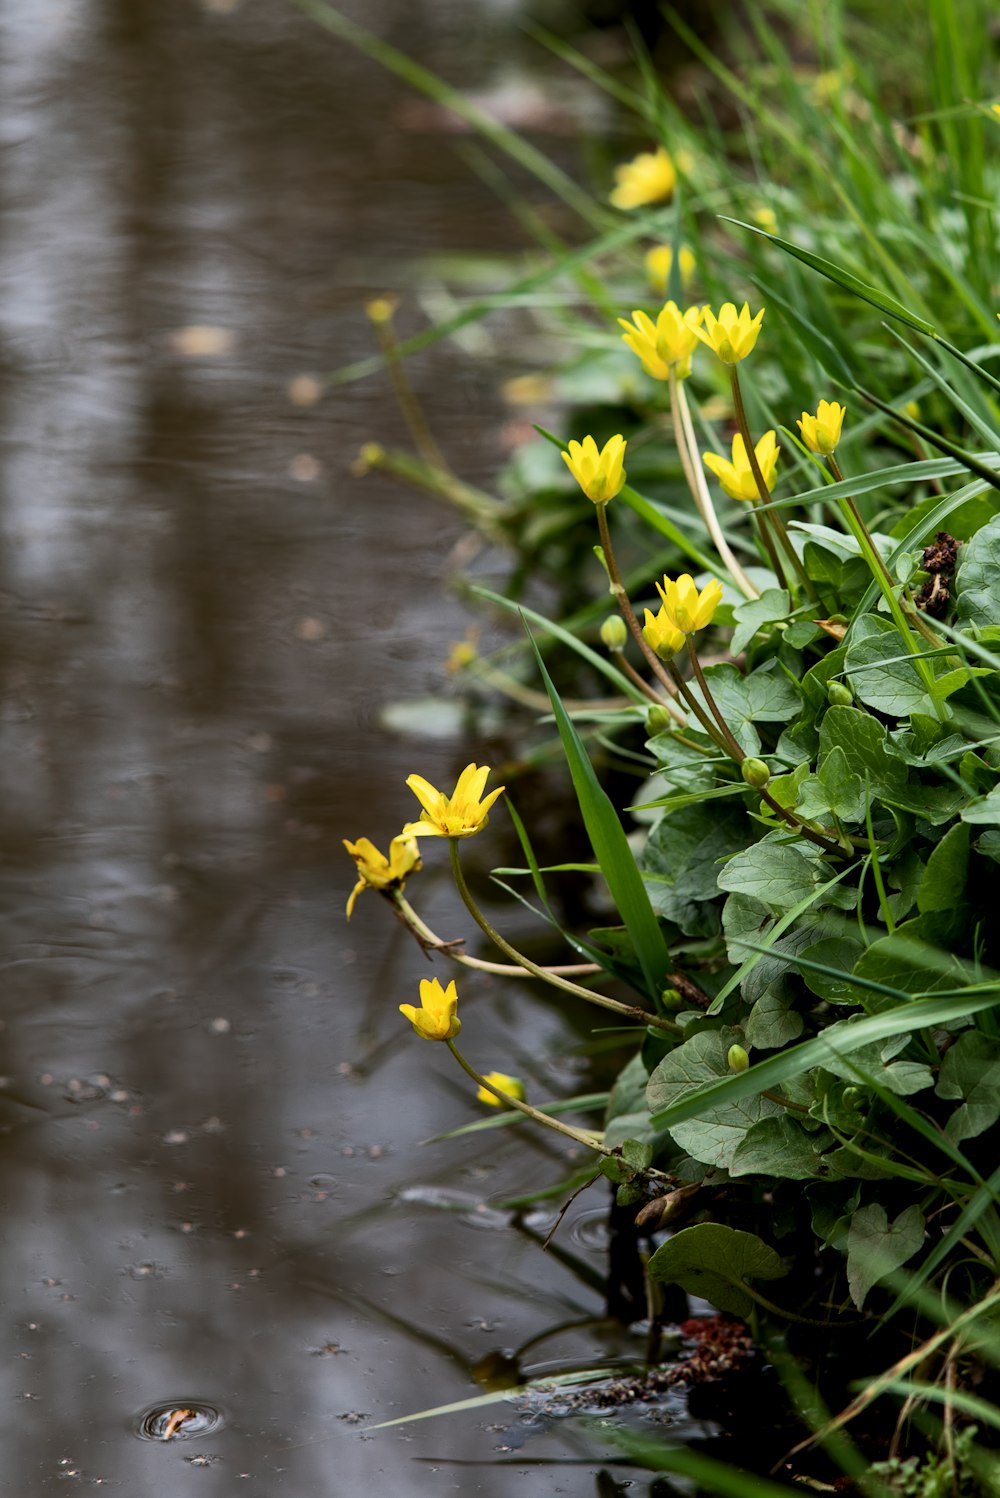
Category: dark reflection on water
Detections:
[{"x1": 0, "y1": 1, "x2": 702, "y2": 1491}]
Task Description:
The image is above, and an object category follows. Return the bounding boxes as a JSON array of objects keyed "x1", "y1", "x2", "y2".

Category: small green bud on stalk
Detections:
[
  {"x1": 741, "y1": 757, "x2": 770, "y2": 788},
  {"x1": 646, "y1": 706, "x2": 672, "y2": 736},
  {"x1": 727, "y1": 1043, "x2": 750, "y2": 1073},
  {"x1": 828, "y1": 681, "x2": 854, "y2": 706},
  {"x1": 601, "y1": 615, "x2": 628, "y2": 652},
  {"x1": 660, "y1": 986, "x2": 683, "y2": 1011}
]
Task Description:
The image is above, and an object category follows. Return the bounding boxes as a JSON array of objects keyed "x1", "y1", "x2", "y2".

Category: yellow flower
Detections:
[
  {"x1": 403, "y1": 762, "x2": 506, "y2": 839},
  {"x1": 642, "y1": 605, "x2": 686, "y2": 660},
  {"x1": 342, "y1": 833, "x2": 422, "y2": 918},
  {"x1": 645, "y1": 244, "x2": 696, "y2": 296},
  {"x1": 610, "y1": 146, "x2": 676, "y2": 210},
  {"x1": 399, "y1": 977, "x2": 461, "y2": 1042},
  {"x1": 561, "y1": 434, "x2": 627, "y2": 504},
  {"x1": 751, "y1": 206, "x2": 778, "y2": 234},
  {"x1": 655, "y1": 573, "x2": 725, "y2": 635},
  {"x1": 477, "y1": 1071, "x2": 526, "y2": 1106},
  {"x1": 702, "y1": 430, "x2": 781, "y2": 502},
  {"x1": 797, "y1": 399, "x2": 846, "y2": 456},
  {"x1": 618, "y1": 303, "x2": 702, "y2": 381},
  {"x1": 694, "y1": 302, "x2": 765, "y2": 364}
]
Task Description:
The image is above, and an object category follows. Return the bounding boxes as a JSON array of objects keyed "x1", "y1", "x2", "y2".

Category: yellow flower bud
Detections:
[
  {"x1": 476, "y1": 1071, "x2": 526, "y2": 1106},
  {"x1": 610, "y1": 146, "x2": 676, "y2": 210},
  {"x1": 741, "y1": 758, "x2": 771, "y2": 788},
  {"x1": 693, "y1": 302, "x2": 765, "y2": 364},
  {"x1": 601, "y1": 615, "x2": 628, "y2": 652},
  {"x1": 618, "y1": 302, "x2": 702, "y2": 381},
  {"x1": 727, "y1": 1044, "x2": 750, "y2": 1073},
  {"x1": 399, "y1": 977, "x2": 461, "y2": 1042},
  {"x1": 642, "y1": 605, "x2": 686, "y2": 660},
  {"x1": 561, "y1": 435, "x2": 628, "y2": 505},
  {"x1": 655, "y1": 573, "x2": 724, "y2": 635},
  {"x1": 702, "y1": 431, "x2": 781, "y2": 502},
  {"x1": 797, "y1": 400, "x2": 846, "y2": 456},
  {"x1": 343, "y1": 833, "x2": 422, "y2": 918},
  {"x1": 644, "y1": 244, "x2": 696, "y2": 297},
  {"x1": 402, "y1": 763, "x2": 505, "y2": 840}
]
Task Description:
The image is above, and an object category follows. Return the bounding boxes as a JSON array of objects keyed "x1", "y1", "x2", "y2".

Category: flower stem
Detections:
[
  {"x1": 670, "y1": 372, "x2": 759, "y2": 601},
  {"x1": 595, "y1": 503, "x2": 687, "y2": 724},
  {"x1": 829, "y1": 455, "x2": 945, "y2": 710},
  {"x1": 392, "y1": 893, "x2": 603, "y2": 978},
  {"x1": 446, "y1": 1041, "x2": 677, "y2": 1184},
  {"x1": 617, "y1": 653, "x2": 677, "y2": 708},
  {"x1": 729, "y1": 368, "x2": 816, "y2": 599},
  {"x1": 446, "y1": 1040, "x2": 613, "y2": 1154},
  {"x1": 447, "y1": 839, "x2": 680, "y2": 1034}
]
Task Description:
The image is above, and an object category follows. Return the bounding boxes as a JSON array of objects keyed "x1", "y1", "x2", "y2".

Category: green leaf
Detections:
[
  {"x1": 821, "y1": 1041, "x2": 935, "y2": 1096},
  {"x1": 846, "y1": 1203, "x2": 925, "y2": 1309},
  {"x1": 961, "y1": 784, "x2": 1000, "y2": 826},
  {"x1": 729, "y1": 1114, "x2": 832, "y2": 1180},
  {"x1": 621, "y1": 1137, "x2": 655, "y2": 1171},
  {"x1": 730, "y1": 587, "x2": 790, "y2": 655},
  {"x1": 844, "y1": 617, "x2": 929, "y2": 717},
  {"x1": 745, "y1": 985, "x2": 805, "y2": 1049},
  {"x1": 640, "y1": 802, "x2": 749, "y2": 936},
  {"x1": 647, "y1": 988, "x2": 1000, "y2": 1134},
  {"x1": 936, "y1": 1031, "x2": 1000, "y2": 1142},
  {"x1": 955, "y1": 512, "x2": 1000, "y2": 629},
  {"x1": 721, "y1": 218, "x2": 936, "y2": 335},
  {"x1": 645, "y1": 1027, "x2": 781, "y2": 1169},
  {"x1": 717, "y1": 837, "x2": 831, "y2": 916},
  {"x1": 527, "y1": 628, "x2": 671, "y2": 1002},
  {"x1": 819, "y1": 706, "x2": 908, "y2": 793},
  {"x1": 647, "y1": 1222, "x2": 788, "y2": 1318},
  {"x1": 686, "y1": 659, "x2": 801, "y2": 756},
  {"x1": 917, "y1": 822, "x2": 969, "y2": 914},
  {"x1": 796, "y1": 746, "x2": 866, "y2": 823}
]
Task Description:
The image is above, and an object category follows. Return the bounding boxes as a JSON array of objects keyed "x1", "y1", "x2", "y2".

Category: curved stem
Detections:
[
  {"x1": 447, "y1": 1041, "x2": 678, "y2": 1184},
  {"x1": 617, "y1": 653, "x2": 676, "y2": 707},
  {"x1": 447, "y1": 1041, "x2": 612, "y2": 1153},
  {"x1": 671, "y1": 372, "x2": 759, "y2": 600},
  {"x1": 448, "y1": 839, "x2": 680, "y2": 1034},
  {"x1": 595, "y1": 503, "x2": 687, "y2": 722},
  {"x1": 393, "y1": 893, "x2": 602, "y2": 978},
  {"x1": 665, "y1": 658, "x2": 732, "y2": 753}
]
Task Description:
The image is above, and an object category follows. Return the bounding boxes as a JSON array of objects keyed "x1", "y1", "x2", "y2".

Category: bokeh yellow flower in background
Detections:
[
  {"x1": 343, "y1": 833, "x2": 421, "y2": 917},
  {"x1": 610, "y1": 146, "x2": 676, "y2": 209},
  {"x1": 797, "y1": 400, "x2": 846, "y2": 455},
  {"x1": 399, "y1": 977, "x2": 461, "y2": 1041},
  {"x1": 476, "y1": 1071, "x2": 526, "y2": 1106},
  {"x1": 403, "y1": 763, "x2": 505, "y2": 839},
  {"x1": 618, "y1": 303, "x2": 702, "y2": 381},
  {"x1": 561, "y1": 434, "x2": 627, "y2": 504},
  {"x1": 655, "y1": 574, "x2": 725, "y2": 635},
  {"x1": 694, "y1": 302, "x2": 765, "y2": 364},
  {"x1": 703, "y1": 431, "x2": 781, "y2": 501},
  {"x1": 645, "y1": 244, "x2": 696, "y2": 297}
]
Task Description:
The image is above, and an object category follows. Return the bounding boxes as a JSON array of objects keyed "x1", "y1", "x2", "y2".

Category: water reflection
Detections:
[{"x1": 0, "y1": 0, "x2": 698, "y2": 1491}]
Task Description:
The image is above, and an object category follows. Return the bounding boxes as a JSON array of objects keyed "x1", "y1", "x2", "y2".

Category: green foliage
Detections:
[{"x1": 647, "y1": 1222, "x2": 788, "y2": 1317}]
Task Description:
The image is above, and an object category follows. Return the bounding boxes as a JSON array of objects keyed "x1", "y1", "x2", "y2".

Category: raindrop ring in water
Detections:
[{"x1": 133, "y1": 1401, "x2": 224, "y2": 1441}]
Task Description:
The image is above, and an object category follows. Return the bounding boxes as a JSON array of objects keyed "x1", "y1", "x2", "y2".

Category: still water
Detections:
[{"x1": 0, "y1": 1, "x2": 708, "y2": 1491}]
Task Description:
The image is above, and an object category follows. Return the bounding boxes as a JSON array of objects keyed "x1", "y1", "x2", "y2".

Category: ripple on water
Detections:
[
  {"x1": 133, "y1": 1402, "x2": 224, "y2": 1441},
  {"x1": 567, "y1": 1209, "x2": 610, "y2": 1254}
]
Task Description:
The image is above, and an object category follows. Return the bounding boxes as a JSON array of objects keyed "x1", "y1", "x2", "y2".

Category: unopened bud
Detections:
[
  {"x1": 660, "y1": 986, "x2": 683, "y2": 1011},
  {"x1": 647, "y1": 706, "x2": 672, "y2": 737},
  {"x1": 727, "y1": 1044, "x2": 750, "y2": 1073},
  {"x1": 601, "y1": 616, "x2": 628, "y2": 652},
  {"x1": 828, "y1": 681, "x2": 853, "y2": 706},
  {"x1": 741, "y1": 757, "x2": 770, "y2": 788}
]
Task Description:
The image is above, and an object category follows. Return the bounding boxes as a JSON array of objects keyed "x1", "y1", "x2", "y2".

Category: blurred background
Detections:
[{"x1": 0, "y1": 0, "x2": 716, "y2": 1491}]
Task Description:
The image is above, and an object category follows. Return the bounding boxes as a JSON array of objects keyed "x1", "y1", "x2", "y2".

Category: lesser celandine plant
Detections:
[{"x1": 319, "y1": 0, "x2": 1000, "y2": 1483}]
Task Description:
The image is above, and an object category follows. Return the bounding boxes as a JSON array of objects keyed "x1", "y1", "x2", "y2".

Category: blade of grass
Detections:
[{"x1": 526, "y1": 624, "x2": 672, "y2": 1004}]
